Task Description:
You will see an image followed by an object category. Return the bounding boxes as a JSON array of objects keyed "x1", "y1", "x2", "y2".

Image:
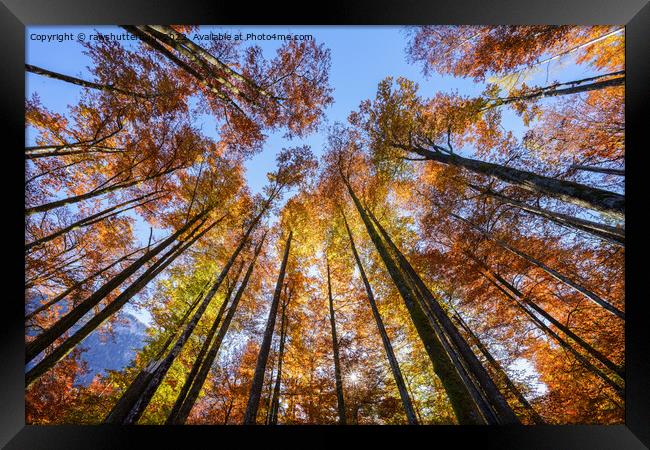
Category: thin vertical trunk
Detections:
[
  {"x1": 243, "y1": 230, "x2": 292, "y2": 424},
  {"x1": 479, "y1": 269, "x2": 624, "y2": 398},
  {"x1": 26, "y1": 208, "x2": 211, "y2": 363},
  {"x1": 451, "y1": 211, "x2": 624, "y2": 320},
  {"x1": 452, "y1": 313, "x2": 545, "y2": 424},
  {"x1": 153, "y1": 279, "x2": 213, "y2": 363},
  {"x1": 344, "y1": 179, "x2": 484, "y2": 425},
  {"x1": 26, "y1": 218, "x2": 217, "y2": 387},
  {"x1": 90, "y1": 280, "x2": 209, "y2": 427},
  {"x1": 463, "y1": 250, "x2": 624, "y2": 379},
  {"x1": 365, "y1": 206, "x2": 520, "y2": 425},
  {"x1": 264, "y1": 353, "x2": 277, "y2": 425},
  {"x1": 403, "y1": 144, "x2": 625, "y2": 220},
  {"x1": 167, "y1": 236, "x2": 265, "y2": 424},
  {"x1": 327, "y1": 262, "x2": 347, "y2": 425},
  {"x1": 269, "y1": 291, "x2": 290, "y2": 425},
  {"x1": 105, "y1": 222, "x2": 260, "y2": 424},
  {"x1": 342, "y1": 212, "x2": 418, "y2": 424},
  {"x1": 164, "y1": 260, "x2": 245, "y2": 424},
  {"x1": 467, "y1": 183, "x2": 624, "y2": 247}
]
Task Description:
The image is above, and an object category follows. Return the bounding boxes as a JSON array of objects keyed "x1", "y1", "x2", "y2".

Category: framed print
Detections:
[{"x1": 1, "y1": 0, "x2": 648, "y2": 448}]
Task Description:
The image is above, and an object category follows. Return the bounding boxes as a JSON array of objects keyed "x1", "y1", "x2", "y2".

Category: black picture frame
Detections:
[{"x1": 2, "y1": 1, "x2": 648, "y2": 448}]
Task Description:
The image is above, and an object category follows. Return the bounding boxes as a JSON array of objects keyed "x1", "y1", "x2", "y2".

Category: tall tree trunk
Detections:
[
  {"x1": 263, "y1": 351, "x2": 277, "y2": 425},
  {"x1": 164, "y1": 260, "x2": 245, "y2": 424},
  {"x1": 105, "y1": 220, "x2": 261, "y2": 424},
  {"x1": 478, "y1": 268, "x2": 624, "y2": 398},
  {"x1": 139, "y1": 26, "x2": 274, "y2": 104},
  {"x1": 269, "y1": 290, "x2": 290, "y2": 425},
  {"x1": 153, "y1": 279, "x2": 213, "y2": 363},
  {"x1": 243, "y1": 230, "x2": 292, "y2": 424},
  {"x1": 25, "y1": 245, "x2": 146, "y2": 321},
  {"x1": 26, "y1": 217, "x2": 217, "y2": 387},
  {"x1": 451, "y1": 211, "x2": 624, "y2": 319},
  {"x1": 481, "y1": 71, "x2": 625, "y2": 111},
  {"x1": 25, "y1": 64, "x2": 159, "y2": 99},
  {"x1": 326, "y1": 261, "x2": 347, "y2": 425},
  {"x1": 467, "y1": 183, "x2": 624, "y2": 247},
  {"x1": 343, "y1": 179, "x2": 485, "y2": 424},
  {"x1": 167, "y1": 236, "x2": 265, "y2": 424},
  {"x1": 365, "y1": 205, "x2": 520, "y2": 425},
  {"x1": 342, "y1": 212, "x2": 418, "y2": 424},
  {"x1": 570, "y1": 164, "x2": 625, "y2": 176},
  {"x1": 25, "y1": 165, "x2": 180, "y2": 216},
  {"x1": 26, "y1": 192, "x2": 164, "y2": 251},
  {"x1": 26, "y1": 208, "x2": 211, "y2": 363},
  {"x1": 120, "y1": 26, "x2": 248, "y2": 115},
  {"x1": 452, "y1": 313, "x2": 545, "y2": 424},
  {"x1": 462, "y1": 249, "x2": 624, "y2": 379},
  {"x1": 92, "y1": 279, "x2": 209, "y2": 427},
  {"x1": 401, "y1": 144, "x2": 625, "y2": 221}
]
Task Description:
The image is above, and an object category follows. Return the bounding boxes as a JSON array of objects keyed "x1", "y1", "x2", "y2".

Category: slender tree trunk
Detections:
[
  {"x1": 105, "y1": 222, "x2": 260, "y2": 424},
  {"x1": 243, "y1": 230, "x2": 292, "y2": 424},
  {"x1": 365, "y1": 205, "x2": 520, "y2": 425},
  {"x1": 26, "y1": 209, "x2": 211, "y2": 363},
  {"x1": 167, "y1": 237, "x2": 265, "y2": 424},
  {"x1": 344, "y1": 179, "x2": 484, "y2": 424},
  {"x1": 153, "y1": 279, "x2": 213, "y2": 363},
  {"x1": 147, "y1": 26, "x2": 270, "y2": 97},
  {"x1": 25, "y1": 165, "x2": 180, "y2": 216},
  {"x1": 115, "y1": 196, "x2": 277, "y2": 424},
  {"x1": 570, "y1": 164, "x2": 625, "y2": 176},
  {"x1": 164, "y1": 260, "x2": 245, "y2": 424},
  {"x1": 26, "y1": 63, "x2": 159, "y2": 99},
  {"x1": 468, "y1": 183, "x2": 624, "y2": 246},
  {"x1": 26, "y1": 218, "x2": 216, "y2": 387},
  {"x1": 401, "y1": 144, "x2": 625, "y2": 220},
  {"x1": 326, "y1": 261, "x2": 347, "y2": 425},
  {"x1": 481, "y1": 71, "x2": 625, "y2": 111},
  {"x1": 141, "y1": 26, "x2": 274, "y2": 103},
  {"x1": 26, "y1": 192, "x2": 163, "y2": 251},
  {"x1": 478, "y1": 269, "x2": 624, "y2": 398},
  {"x1": 93, "y1": 280, "x2": 209, "y2": 427},
  {"x1": 263, "y1": 353, "x2": 277, "y2": 425},
  {"x1": 451, "y1": 211, "x2": 624, "y2": 319},
  {"x1": 120, "y1": 26, "x2": 246, "y2": 114},
  {"x1": 25, "y1": 245, "x2": 146, "y2": 321},
  {"x1": 269, "y1": 292, "x2": 290, "y2": 425},
  {"x1": 342, "y1": 212, "x2": 418, "y2": 424},
  {"x1": 462, "y1": 250, "x2": 624, "y2": 379},
  {"x1": 452, "y1": 313, "x2": 545, "y2": 424},
  {"x1": 499, "y1": 238, "x2": 624, "y2": 319},
  {"x1": 25, "y1": 146, "x2": 124, "y2": 159}
]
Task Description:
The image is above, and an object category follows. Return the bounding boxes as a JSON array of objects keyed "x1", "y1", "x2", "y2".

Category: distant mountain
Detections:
[{"x1": 76, "y1": 313, "x2": 148, "y2": 386}]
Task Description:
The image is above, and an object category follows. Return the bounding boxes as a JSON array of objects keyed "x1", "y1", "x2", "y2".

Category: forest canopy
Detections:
[{"x1": 25, "y1": 25, "x2": 624, "y2": 425}]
